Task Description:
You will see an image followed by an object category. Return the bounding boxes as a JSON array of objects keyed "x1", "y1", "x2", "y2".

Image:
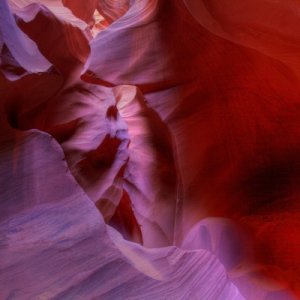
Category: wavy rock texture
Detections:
[
  {"x1": 8, "y1": 0, "x2": 88, "y2": 29},
  {"x1": 0, "y1": 125, "x2": 242, "y2": 299},
  {"x1": 0, "y1": 0, "x2": 50, "y2": 79},
  {"x1": 1, "y1": 0, "x2": 300, "y2": 299}
]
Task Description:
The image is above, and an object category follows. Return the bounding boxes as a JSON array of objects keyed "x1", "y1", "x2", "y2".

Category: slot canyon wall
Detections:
[{"x1": 1, "y1": 0, "x2": 300, "y2": 299}]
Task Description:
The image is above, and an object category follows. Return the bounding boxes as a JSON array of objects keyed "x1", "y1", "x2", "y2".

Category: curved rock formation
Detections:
[{"x1": 1, "y1": 0, "x2": 300, "y2": 298}]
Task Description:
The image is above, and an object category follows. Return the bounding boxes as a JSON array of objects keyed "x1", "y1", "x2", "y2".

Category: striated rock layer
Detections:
[{"x1": 1, "y1": 0, "x2": 300, "y2": 299}]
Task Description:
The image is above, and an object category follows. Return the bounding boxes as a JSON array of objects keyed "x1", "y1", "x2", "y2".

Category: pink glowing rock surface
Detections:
[{"x1": 1, "y1": 0, "x2": 300, "y2": 299}]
